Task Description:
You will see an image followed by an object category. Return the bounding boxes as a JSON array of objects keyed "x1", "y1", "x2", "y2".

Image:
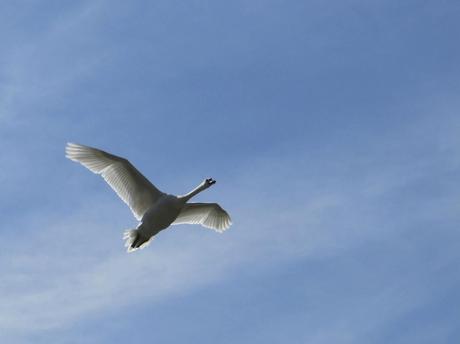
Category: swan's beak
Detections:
[{"x1": 206, "y1": 178, "x2": 216, "y2": 185}]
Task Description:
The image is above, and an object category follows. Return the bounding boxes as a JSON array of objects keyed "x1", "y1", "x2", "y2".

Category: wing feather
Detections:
[
  {"x1": 172, "y1": 203, "x2": 232, "y2": 232},
  {"x1": 66, "y1": 143, "x2": 164, "y2": 220}
]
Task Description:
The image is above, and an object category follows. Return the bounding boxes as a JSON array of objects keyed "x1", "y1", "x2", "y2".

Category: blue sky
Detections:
[{"x1": 0, "y1": 0, "x2": 459, "y2": 342}]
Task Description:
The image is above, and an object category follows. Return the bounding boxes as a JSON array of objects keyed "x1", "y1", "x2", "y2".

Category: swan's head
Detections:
[{"x1": 203, "y1": 178, "x2": 216, "y2": 188}]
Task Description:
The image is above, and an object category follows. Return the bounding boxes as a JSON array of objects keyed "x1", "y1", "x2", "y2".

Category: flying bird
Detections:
[{"x1": 65, "y1": 143, "x2": 231, "y2": 252}]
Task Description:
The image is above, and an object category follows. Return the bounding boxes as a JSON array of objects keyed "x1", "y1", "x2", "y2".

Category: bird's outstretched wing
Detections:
[
  {"x1": 172, "y1": 203, "x2": 232, "y2": 232},
  {"x1": 66, "y1": 143, "x2": 164, "y2": 220}
]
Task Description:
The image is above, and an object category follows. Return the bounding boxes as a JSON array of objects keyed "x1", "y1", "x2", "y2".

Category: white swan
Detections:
[{"x1": 65, "y1": 143, "x2": 232, "y2": 252}]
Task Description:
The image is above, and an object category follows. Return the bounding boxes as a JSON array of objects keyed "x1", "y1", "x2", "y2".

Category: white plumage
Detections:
[
  {"x1": 172, "y1": 203, "x2": 232, "y2": 233},
  {"x1": 66, "y1": 143, "x2": 232, "y2": 252}
]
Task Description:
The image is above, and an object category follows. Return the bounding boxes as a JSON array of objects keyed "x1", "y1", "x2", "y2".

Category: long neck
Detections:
[{"x1": 179, "y1": 183, "x2": 207, "y2": 202}]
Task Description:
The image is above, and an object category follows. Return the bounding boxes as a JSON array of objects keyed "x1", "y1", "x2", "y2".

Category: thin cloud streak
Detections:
[
  {"x1": 1, "y1": 113, "x2": 458, "y2": 339},
  {"x1": 0, "y1": 2, "x2": 458, "y2": 342},
  {"x1": 0, "y1": 0, "x2": 106, "y2": 120}
]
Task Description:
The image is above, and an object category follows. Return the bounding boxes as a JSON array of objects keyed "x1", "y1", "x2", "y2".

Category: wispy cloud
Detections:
[
  {"x1": 0, "y1": 2, "x2": 459, "y2": 342},
  {"x1": 1, "y1": 110, "x2": 458, "y2": 341},
  {"x1": 0, "y1": 0, "x2": 106, "y2": 120}
]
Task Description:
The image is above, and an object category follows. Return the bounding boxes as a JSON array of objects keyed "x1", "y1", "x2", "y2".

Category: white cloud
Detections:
[
  {"x1": 0, "y1": 156, "x2": 353, "y2": 339},
  {"x1": 0, "y1": 0, "x2": 107, "y2": 120},
  {"x1": 2, "y1": 121, "x2": 455, "y2": 340}
]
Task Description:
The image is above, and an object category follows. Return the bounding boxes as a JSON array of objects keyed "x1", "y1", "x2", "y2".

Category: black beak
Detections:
[{"x1": 206, "y1": 178, "x2": 216, "y2": 185}]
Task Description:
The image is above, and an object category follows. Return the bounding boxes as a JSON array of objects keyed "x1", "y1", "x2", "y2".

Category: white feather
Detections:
[
  {"x1": 66, "y1": 143, "x2": 232, "y2": 252},
  {"x1": 66, "y1": 143, "x2": 164, "y2": 220},
  {"x1": 172, "y1": 203, "x2": 232, "y2": 232}
]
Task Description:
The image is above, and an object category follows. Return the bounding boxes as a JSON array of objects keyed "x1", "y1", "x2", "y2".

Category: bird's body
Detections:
[
  {"x1": 65, "y1": 143, "x2": 231, "y2": 252},
  {"x1": 138, "y1": 194, "x2": 184, "y2": 241}
]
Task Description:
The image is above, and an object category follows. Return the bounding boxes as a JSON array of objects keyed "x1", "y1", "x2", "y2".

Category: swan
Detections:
[{"x1": 65, "y1": 143, "x2": 232, "y2": 252}]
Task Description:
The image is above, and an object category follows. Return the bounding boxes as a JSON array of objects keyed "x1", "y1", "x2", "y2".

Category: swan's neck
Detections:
[{"x1": 179, "y1": 183, "x2": 208, "y2": 202}]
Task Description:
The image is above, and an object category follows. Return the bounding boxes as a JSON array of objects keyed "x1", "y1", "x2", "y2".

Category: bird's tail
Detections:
[{"x1": 123, "y1": 229, "x2": 151, "y2": 253}]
